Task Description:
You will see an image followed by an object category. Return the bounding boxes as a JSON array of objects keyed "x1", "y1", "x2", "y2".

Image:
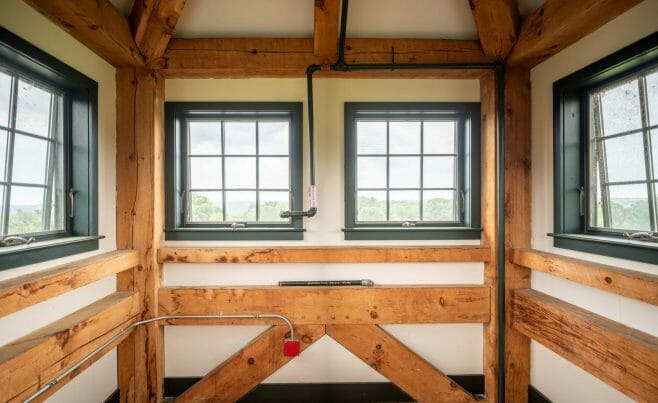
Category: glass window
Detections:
[{"x1": 344, "y1": 103, "x2": 481, "y2": 240}]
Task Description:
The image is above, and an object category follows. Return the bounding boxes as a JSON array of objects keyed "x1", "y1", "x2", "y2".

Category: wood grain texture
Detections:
[
  {"x1": 153, "y1": 38, "x2": 493, "y2": 77},
  {"x1": 314, "y1": 0, "x2": 340, "y2": 59},
  {"x1": 503, "y1": 67, "x2": 531, "y2": 403},
  {"x1": 0, "y1": 292, "x2": 139, "y2": 401},
  {"x1": 480, "y1": 70, "x2": 499, "y2": 402},
  {"x1": 116, "y1": 67, "x2": 166, "y2": 402},
  {"x1": 177, "y1": 325, "x2": 325, "y2": 403},
  {"x1": 506, "y1": 0, "x2": 641, "y2": 67},
  {"x1": 327, "y1": 325, "x2": 477, "y2": 402},
  {"x1": 469, "y1": 0, "x2": 520, "y2": 60},
  {"x1": 513, "y1": 289, "x2": 658, "y2": 402},
  {"x1": 159, "y1": 285, "x2": 491, "y2": 324},
  {"x1": 131, "y1": 0, "x2": 187, "y2": 63},
  {"x1": 511, "y1": 248, "x2": 658, "y2": 306},
  {"x1": 23, "y1": 0, "x2": 144, "y2": 67},
  {"x1": 158, "y1": 246, "x2": 491, "y2": 263},
  {"x1": 0, "y1": 250, "x2": 138, "y2": 318}
]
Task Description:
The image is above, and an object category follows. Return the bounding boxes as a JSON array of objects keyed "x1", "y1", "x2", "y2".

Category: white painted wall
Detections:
[
  {"x1": 530, "y1": 1, "x2": 658, "y2": 401},
  {"x1": 0, "y1": 1, "x2": 117, "y2": 402},
  {"x1": 163, "y1": 78, "x2": 486, "y2": 381}
]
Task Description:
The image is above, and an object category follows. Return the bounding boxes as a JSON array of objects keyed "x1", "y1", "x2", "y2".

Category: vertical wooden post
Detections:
[
  {"x1": 116, "y1": 67, "x2": 165, "y2": 402},
  {"x1": 480, "y1": 70, "x2": 498, "y2": 403},
  {"x1": 503, "y1": 67, "x2": 532, "y2": 402}
]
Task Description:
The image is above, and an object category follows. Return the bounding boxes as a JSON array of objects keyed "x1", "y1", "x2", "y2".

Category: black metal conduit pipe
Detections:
[{"x1": 301, "y1": 0, "x2": 508, "y2": 400}]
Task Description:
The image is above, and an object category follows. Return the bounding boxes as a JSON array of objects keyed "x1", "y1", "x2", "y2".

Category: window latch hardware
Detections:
[
  {"x1": 68, "y1": 188, "x2": 77, "y2": 219},
  {"x1": 577, "y1": 186, "x2": 585, "y2": 216},
  {"x1": 460, "y1": 190, "x2": 465, "y2": 214},
  {"x1": 230, "y1": 222, "x2": 246, "y2": 229},
  {"x1": 401, "y1": 221, "x2": 416, "y2": 227},
  {"x1": 0, "y1": 236, "x2": 36, "y2": 247},
  {"x1": 623, "y1": 231, "x2": 658, "y2": 243},
  {"x1": 180, "y1": 190, "x2": 188, "y2": 217}
]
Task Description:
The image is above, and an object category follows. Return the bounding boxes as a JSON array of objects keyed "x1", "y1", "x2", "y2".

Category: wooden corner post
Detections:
[{"x1": 116, "y1": 67, "x2": 165, "y2": 402}]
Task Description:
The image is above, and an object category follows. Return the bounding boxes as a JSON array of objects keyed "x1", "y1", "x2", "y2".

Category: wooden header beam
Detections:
[
  {"x1": 513, "y1": 289, "x2": 658, "y2": 402},
  {"x1": 506, "y1": 0, "x2": 641, "y2": 67},
  {"x1": 158, "y1": 246, "x2": 491, "y2": 264},
  {"x1": 511, "y1": 248, "x2": 658, "y2": 306},
  {"x1": 23, "y1": 0, "x2": 144, "y2": 67},
  {"x1": 159, "y1": 285, "x2": 491, "y2": 324},
  {"x1": 152, "y1": 38, "x2": 494, "y2": 77},
  {"x1": 469, "y1": 0, "x2": 520, "y2": 60},
  {"x1": 0, "y1": 250, "x2": 138, "y2": 319},
  {"x1": 130, "y1": 0, "x2": 187, "y2": 64}
]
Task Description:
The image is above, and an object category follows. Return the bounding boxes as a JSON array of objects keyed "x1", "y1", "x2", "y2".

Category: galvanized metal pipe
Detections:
[{"x1": 23, "y1": 313, "x2": 295, "y2": 403}]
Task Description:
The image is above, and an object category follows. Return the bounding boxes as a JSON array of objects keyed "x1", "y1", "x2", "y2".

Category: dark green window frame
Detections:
[
  {"x1": 0, "y1": 27, "x2": 100, "y2": 270},
  {"x1": 164, "y1": 102, "x2": 304, "y2": 240},
  {"x1": 343, "y1": 102, "x2": 481, "y2": 240},
  {"x1": 553, "y1": 32, "x2": 658, "y2": 264}
]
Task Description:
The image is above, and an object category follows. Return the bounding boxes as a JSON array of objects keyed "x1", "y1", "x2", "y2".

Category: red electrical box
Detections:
[{"x1": 283, "y1": 340, "x2": 301, "y2": 357}]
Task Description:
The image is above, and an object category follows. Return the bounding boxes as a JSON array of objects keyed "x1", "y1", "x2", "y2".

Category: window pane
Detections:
[
  {"x1": 357, "y1": 157, "x2": 386, "y2": 188},
  {"x1": 15, "y1": 79, "x2": 52, "y2": 137},
  {"x1": 356, "y1": 121, "x2": 386, "y2": 154},
  {"x1": 389, "y1": 121, "x2": 420, "y2": 154},
  {"x1": 424, "y1": 157, "x2": 455, "y2": 188},
  {"x1": 608, "y1": 184, "x2": 650, "y2": 231},
  {"x1": 259, "y1": 191, "x2": 289, "y2": 222},
  {"x1": 423, "y1": 190, "x2": 455, "y2": 221},
  {"x1": 0, "y1": 185, "x2": 4, "y2": 235},
  {"x1": 259, "y1": 157, "x2": 289, "y2": 189},
  {"x1": 190, "y1": 157, "x2": 222, "y2": 189},
  {"x1": 424, "y1": 121, "x2": 455, "y2": 154},
  {"x1": 189, "y1": 191, "x2": 222, "y2": 222},
  {"x1": 0, "y1": 71, "x2": 11, "y2": 127},
  {"x1": 8, "y1": 186, "x2": 43, "y2": 235},
  {"x1": 0, "y1": 130, "x2": 7, "y2": 181},
  {"x1": 225, "y1": 122, "x2": 256, "y2": 154},
  {"x1": 225, "y1": 157, "x2": 256, "y2": 188},
  {"x1": 259, "y1": 121, "x2": 289, "y2": 155},
  {"x1": 389, "y1": 190, "x2": 420, "y2": 221},
  {"x1": 647, "y1": 71, "x2": 658, "y2": 126},
  {"x1": 600, "y1": 133, "x2": 647, "y2": 182},
  {"x1": 652, "y1": 129, "x2": 658, "y2": 178},
  {"x1": 600, "y1": 79, "x2": 642, "y2": 135},
  {"x1": 389, "y1": 157, "x2": 420, "y2": 188},
  {"x1": 225, "y1": 191, "x2": 256, "y2": 221},
  {"x1": 12, "y1": 134, "x2": 48, "y2": 185},
  {"x1": 189, "y1": 121, "x2": 221, "y2": 155},
  {"x1": 357, "y1": 191, "x2": 386, "y2": 222}
]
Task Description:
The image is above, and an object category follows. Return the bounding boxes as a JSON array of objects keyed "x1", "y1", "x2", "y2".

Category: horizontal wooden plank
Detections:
[
  {"x1": 0, "y1": 292, "x2": 140, "y2": 400},
  {"x1": 158, "y1": 246, "x2": 490, "y2": 264},
  {"x1": 153, "y1": 38, "x2": 493, "y2": 77},
  {"x1": 511, "y1": 248, "x2": 658, "y2": 306},
  {"x1": 159, "y1": 285, "x2": 490, "y2": 324},
  {"x1": 512, "y1": 289, "x2": 658, "y2": 402},
  {"x1": 0, "y1": 250, "x2": 139, "y2": 318}
]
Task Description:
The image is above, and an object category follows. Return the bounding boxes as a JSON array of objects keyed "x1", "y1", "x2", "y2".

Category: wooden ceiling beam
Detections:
[
  {"x1": 314, "y1": 0, "x2": 341, "y2": 60},
  {"x1": 131, "y1": 0, "x2": 187, "y2": 64},
  {"x1": 469, "y1": 0, "x2": 519, "y2": 60},
  {"x1": 506, "y1": 0, "x2": 642, "y2": 67},
  {"x1": 153, "y1": 37, "x2": 494, "y2": 77},
  {"x1": 23, "y1": 0, "x2": 144, "y2": 67}
]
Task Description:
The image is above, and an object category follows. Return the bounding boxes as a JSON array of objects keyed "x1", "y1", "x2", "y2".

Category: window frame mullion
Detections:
[{"x1": 638, "y1": 75, "x2": 658, "y2": 232}]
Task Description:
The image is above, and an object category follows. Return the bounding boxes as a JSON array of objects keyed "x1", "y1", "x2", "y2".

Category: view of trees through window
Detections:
[{"x1": 589, "y1": 66, "x2": 658, "y2": 232}]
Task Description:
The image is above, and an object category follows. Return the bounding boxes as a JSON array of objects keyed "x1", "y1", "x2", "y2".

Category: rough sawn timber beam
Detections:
[
  {"x1": 22, "y1": 0, "x2": 144, "y2": 67},
  {"x1": 176, "y1": 325, "x2": 325, "y2": 403},
  {"x1": 469, "y1": 0, "x2": 520, "y2": 60},
  {"x1": 327, "y1": 325, "x2": 478, "y2": 402},
  {"x1": 158, "y1": 285, "x2": 491, "y2": 325},
  {"x1": 130, "y1": 0, "x2": 187, "y2": 64},
  {"x1": 314, "y1": 0, "x2": 340, "y2": 60}
]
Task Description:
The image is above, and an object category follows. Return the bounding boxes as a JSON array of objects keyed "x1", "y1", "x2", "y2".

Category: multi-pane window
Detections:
[
  {"x1": 344, "y1": 103, "x2": 481, "y2": 240},
  {"x1": 589, "y1": 67, "x2": 658, "y2": 234},
  {"x1": 0, "y1": 67, "x2": 65, "y2": 237},
  {"x1": 165, "y1": 103, "x2": 303, "y2": 240}
]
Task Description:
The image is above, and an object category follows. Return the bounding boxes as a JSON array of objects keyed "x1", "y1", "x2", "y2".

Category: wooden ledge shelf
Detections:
[
  {"x1": 511, "y1": 248, "x2": 658, "y2": 306},
  {"x1": 158, "y1": 246, "x2": 491, "y2": 264},
  {"x1": 0, "y1": 249, "x2": 139, "y2": 318},
  {"x1": 159, "y1": 285, "x2": 490, "y2": 324}
]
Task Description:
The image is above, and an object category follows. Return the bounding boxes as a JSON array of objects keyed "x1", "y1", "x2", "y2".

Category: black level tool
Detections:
[{"x1": 278, "y1": 280, "x2": 374, "y2": 287}]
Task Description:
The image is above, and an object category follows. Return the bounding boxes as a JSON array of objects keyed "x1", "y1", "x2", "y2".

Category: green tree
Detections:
[
  {"x1": 189, "y1": 193, "x2": 222, "y2": 222},
  {"x1": 8, "y1": 209, "x2": 42, "y2": 235}
]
